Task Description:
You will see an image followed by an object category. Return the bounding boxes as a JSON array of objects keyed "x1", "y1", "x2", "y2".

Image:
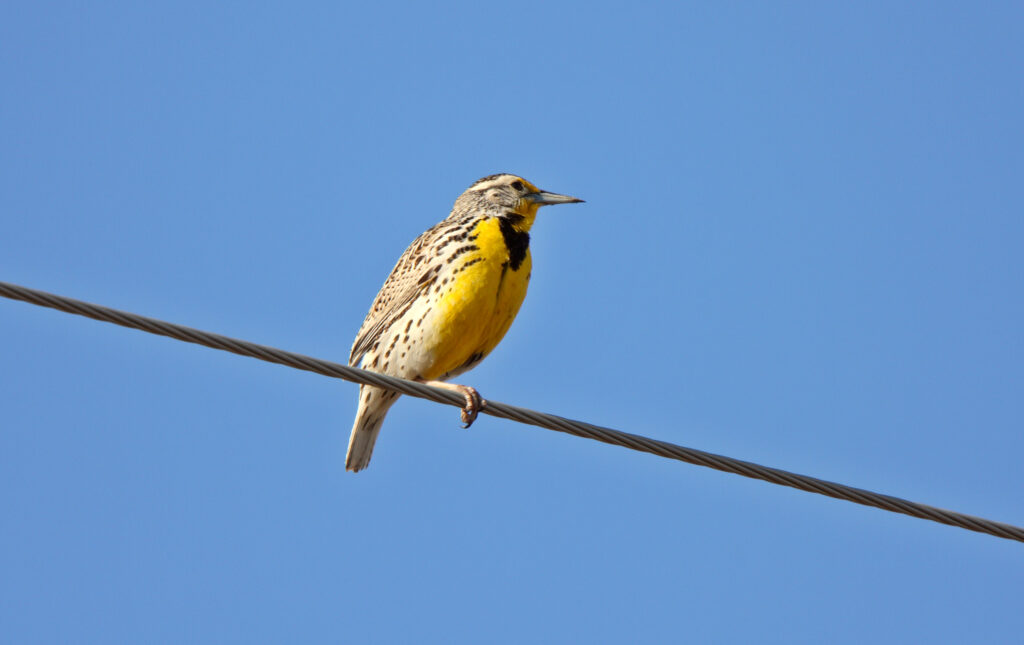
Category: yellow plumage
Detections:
[
  {"x1": 425, "y1": 215, "x2": 533, "y2": 380},
  {"x1": 345, "y1": 174, "x2": 582, "y2": 471}
]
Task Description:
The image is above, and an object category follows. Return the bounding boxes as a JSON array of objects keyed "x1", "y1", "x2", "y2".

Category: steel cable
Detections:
[{"x1": 2, "y1": 279, "x2": 1022, "y2": 543}]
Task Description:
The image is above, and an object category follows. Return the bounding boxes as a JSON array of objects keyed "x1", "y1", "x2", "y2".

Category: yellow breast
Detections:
[{"x1": 422, "y1": 216, "x2": 531, "y2": 380}]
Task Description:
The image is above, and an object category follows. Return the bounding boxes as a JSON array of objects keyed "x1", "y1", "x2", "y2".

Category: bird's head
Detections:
[{"x1": 455, "y1": 173, "x2": 583, "y2": 230}]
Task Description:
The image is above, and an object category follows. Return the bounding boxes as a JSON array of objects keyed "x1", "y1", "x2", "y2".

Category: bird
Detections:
[{"x1": 345, "y1": 173, "x2": 583, "y2": 471}]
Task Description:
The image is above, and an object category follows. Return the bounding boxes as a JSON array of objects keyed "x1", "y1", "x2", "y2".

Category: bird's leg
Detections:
[{"x1": 422, "y1": 380, "x2": 486, "y2": 428}]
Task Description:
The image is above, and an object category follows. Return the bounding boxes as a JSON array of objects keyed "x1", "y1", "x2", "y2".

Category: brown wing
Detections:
[{"x1": 349, "y1": 222, "x2": 448, "y2": 366}]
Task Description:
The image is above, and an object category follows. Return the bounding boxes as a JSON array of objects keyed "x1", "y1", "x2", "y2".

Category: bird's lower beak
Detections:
[{"x1": 527, "y1": 190, "x2": 584, "y2": 205}]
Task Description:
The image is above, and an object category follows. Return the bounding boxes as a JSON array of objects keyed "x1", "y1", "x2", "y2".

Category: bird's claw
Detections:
[{"x1": 459, "y1": 387, "x2": 485, "y2": 428}]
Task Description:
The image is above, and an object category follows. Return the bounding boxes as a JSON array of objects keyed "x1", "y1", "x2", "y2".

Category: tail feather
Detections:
[{"x1": 346, "y1": 385, "x2": 399, "y2": 472}]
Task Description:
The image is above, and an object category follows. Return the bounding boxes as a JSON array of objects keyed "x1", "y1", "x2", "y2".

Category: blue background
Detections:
[{"x1": 2, "y1": 2, "x2": 1022, "y2": 643}]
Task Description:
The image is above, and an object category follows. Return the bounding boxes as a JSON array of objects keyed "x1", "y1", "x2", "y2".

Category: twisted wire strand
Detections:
[{"x1": 2, "y1": 280, "x2": 1022, "y2": 543}]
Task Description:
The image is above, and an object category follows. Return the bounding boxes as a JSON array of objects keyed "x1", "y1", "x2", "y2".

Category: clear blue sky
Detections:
[{"x1": 2, "y1": 2, "x2": 1022, "y2": 643}]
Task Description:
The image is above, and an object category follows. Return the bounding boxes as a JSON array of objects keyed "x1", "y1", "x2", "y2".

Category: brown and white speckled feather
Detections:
[{"x1": 349, "y1": 225, "x2": 444, "y2": 366}]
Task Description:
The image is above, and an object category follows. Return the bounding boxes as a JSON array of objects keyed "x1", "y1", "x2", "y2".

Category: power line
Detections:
[{"x1": 2, "y1": 279, "x2": 1022, "y2": 544}]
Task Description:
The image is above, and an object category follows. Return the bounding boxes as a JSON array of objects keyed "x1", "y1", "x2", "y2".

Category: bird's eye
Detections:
[{"x1": 510, "y1": 180, "x2": 524, "y2": 191}]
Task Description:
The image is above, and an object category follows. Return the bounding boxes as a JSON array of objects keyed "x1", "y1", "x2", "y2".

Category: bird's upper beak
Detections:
[{"x1": 526, "y1": 190, "x2": 584, "y2": 205}]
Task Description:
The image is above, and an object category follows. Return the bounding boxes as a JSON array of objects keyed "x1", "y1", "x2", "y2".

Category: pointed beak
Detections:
[{"x1": 526, "y1": 190, "x2": 584, "y2": 206}]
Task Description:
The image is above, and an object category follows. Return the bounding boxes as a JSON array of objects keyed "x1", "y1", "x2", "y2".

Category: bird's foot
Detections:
[
  {"x1": 422, "y1": 381, "x2": 487, "y2": 428},
  {"x1": 457, "y1": 386, "x2": 485, "y2": 428}
]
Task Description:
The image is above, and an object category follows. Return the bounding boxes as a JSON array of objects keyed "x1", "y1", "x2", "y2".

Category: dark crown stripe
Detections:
[{"x1": 470, "y1": 173, "x2": 513, "y2": 188}]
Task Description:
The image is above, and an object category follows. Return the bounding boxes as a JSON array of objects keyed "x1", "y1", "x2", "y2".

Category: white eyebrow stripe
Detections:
[{"x1": 468, "y1": 174, "x2": 518, "y2": 192}]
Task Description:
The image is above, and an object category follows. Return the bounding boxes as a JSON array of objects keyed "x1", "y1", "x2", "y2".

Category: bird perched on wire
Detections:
[{"x1": 345, "y1": 174, "x2": 583, "y2": 471}]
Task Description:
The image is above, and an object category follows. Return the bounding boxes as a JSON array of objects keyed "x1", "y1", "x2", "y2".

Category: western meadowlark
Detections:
[{"x1": 345, "y1": 173, "x2": 583, "y2": 471}]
